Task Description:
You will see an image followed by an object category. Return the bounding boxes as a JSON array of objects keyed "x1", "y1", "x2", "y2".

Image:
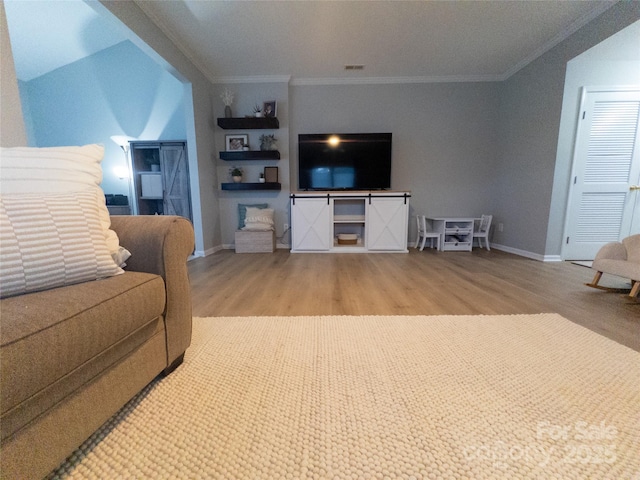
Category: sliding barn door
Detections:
[
  {"x1": 366, "y1": 197, "x2": 409, "y2": 251},
  {"x1": 291, "y1": 197, "x2": 332, "y2": 251},
  {"x1": 564, "y1": 87, "x2": 640, "y2": 260},
  {"x1": 160, "y1": 144, "x2": 192, "y2": 222}
]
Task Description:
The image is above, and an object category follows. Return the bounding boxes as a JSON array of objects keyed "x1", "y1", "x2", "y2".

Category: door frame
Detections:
[{"x1": 561, "y1": 85, "x2": 640, "y2": 260}]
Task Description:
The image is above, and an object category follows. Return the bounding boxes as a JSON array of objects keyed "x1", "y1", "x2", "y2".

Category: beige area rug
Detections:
[{"x1": 50, "y1": 315, "x2": 640, "y2": 479}]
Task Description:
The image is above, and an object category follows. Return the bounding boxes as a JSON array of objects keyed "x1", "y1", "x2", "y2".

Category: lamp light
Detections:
[
  {"x1": 110, "y1": 135, "x2": 137, "y2": 214},
  {"x1": 113, "y1": 165, "x2": 130, "y2": 179}
]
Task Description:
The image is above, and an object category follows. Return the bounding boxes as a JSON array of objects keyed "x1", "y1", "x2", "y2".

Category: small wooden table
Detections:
[{"x1": 426, "y1": 217, "x2": 476, "y2": 251}]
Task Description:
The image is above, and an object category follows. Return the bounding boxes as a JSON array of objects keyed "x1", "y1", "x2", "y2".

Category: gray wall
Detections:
[
  {"x1": 97, "y1": 0, "x2": 220, "y2": 256},
  {"x1": 492, "y1": 2, "x2": 640, "y2": 258},
  {"x1": 290, "y1": 82, "x2": 501, "y2": 242},
  {"x1": 492, "y1": 53, "x2": 569, "y2": 257},
  {"x1": 3, "y1": 0, "x2": 220, "y2": 255},
  {"x1": 18, "y1": 40, "x2": 187, "y2": 197},
  {"x1": 288, "y1": 3, "x2": 639, "y2": 257},
  {"x1": 4, "y1": 1, "x2": 638, "y2": 257},
  {"x1": 548, "y1": 22, "x2": 640, "y2": 257},
  {"x1": 213, "y1": 82, "x2": 291, "y2": 247}
]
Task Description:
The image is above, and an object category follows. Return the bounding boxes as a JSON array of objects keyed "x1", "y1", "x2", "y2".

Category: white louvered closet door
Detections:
[{"x1": 564, "y1": 88, "x2": 640, "y2": 260}]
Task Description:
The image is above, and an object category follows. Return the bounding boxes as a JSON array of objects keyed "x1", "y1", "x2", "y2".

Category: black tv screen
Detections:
[{"x1": 298, "y1": 133, "x2": 392, "y2": 190}]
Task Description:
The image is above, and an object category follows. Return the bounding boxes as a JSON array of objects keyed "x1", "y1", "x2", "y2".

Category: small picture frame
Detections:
[
  {"x1": 264, "y1": 166, "x2": 278, "y2": 183},
  {"x1": 263, "y1": 101, "x2": 277, "y2": 118},
  {"x1": 226, "y1": 134, "x2": 248, "y2": 151}
]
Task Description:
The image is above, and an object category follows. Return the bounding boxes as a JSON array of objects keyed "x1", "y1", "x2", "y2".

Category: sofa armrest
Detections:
[{"x1": 110, "y1": 215, "x2": 195, "y2": 366}]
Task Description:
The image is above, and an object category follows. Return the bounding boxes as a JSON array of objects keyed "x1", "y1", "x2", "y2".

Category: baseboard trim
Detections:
[
  {"x1": 203, "y1": 242, "x2": 564, "y2": 261},
  {"x1": 221, "y1": 244, "x2": 291, "y2": 251},
  {"x1": 491, "y1": 244, "x2": 562, "y2": 262},
  {"x1": 193, "y1": 246, "x2": 223, "y2": 257}
]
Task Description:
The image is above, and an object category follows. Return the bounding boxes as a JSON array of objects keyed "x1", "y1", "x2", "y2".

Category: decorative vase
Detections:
[
  {"x1": 255, "y1": 112, "x2": 263, "y2": 118},
  {"x1": 259, "y1": 177, "x2": 266, "y2": 183},
  {"x1": 232, "y1": 175, "x2": 242, "y2": 183},
  {"x1": 224, "y1": 105, "x2": 232, "y2": 118}
]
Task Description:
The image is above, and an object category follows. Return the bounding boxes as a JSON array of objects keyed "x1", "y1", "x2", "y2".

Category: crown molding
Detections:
[
  {"x1": 132, "y1": 0, "x2": 218, "y2": 84},
  {"x1": 211, "y1": 75, "x2": 292, "y2": 85},
  {"x1": 290, "y1": 74, "x2": 501, "y2": 86},
  {"x1": 500, "y1": 1, "x2": 617, "y2": 80},
  {"x1": 213, "y1": 74, "x2": 502, "y2": 86},
  {"x1": 133, "y1": 0, "x2": 617, "y2": 87}
]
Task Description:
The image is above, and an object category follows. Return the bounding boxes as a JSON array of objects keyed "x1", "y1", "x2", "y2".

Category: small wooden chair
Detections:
[
  {"x1": 473, "y1": 214, "x2": 492, "y2": 250},
  {"x1": 415, "y1": 215, "x2": 440, "y2": 251}
]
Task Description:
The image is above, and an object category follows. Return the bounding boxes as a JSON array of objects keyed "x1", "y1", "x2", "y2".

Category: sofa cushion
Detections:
[
  {"x1": 0, "y1": 144, "x2": 123, "y2": 259},
  {"x1": 0, "y1": 271, "x2": 166, "y2": 441},
  {"x1": 0, "y1": 189, "x2": 123, "y2": 298}
]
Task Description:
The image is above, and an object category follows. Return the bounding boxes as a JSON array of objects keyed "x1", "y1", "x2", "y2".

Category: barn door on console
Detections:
[
  {"x1": 291, "y1": 197, "x2": 332, "y2": 251},
  {"x1": 366, "y1": 197, "x2": 409, "y2": 251}
]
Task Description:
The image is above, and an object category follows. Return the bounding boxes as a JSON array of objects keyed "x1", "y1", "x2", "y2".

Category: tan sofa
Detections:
[
  {"x1": 0, "y1": 215, "x2": 195, "y2": 479},
  {"x1": 588, "y1": 234, "x2": 640, "y2": 299}
]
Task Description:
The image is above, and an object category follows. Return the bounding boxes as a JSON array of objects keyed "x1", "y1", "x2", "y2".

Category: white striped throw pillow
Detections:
[
  {"x1": 0, "y1": 144, "x2": 120, "y2": 257},
  {"x1": 0, "y1": 190, "x2": 123, "y2": 298}
]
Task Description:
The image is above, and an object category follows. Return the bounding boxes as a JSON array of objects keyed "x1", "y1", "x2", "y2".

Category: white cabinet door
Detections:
[
  {"x1": 366, "y1": 197, "x2": 409, "y2": 251},
  {"x1": 564, "y1": 88, "x2": 640, "y2": 260},
  {"x1": 140, "y1": 173, "x2": 163, "y2": 198},
  {"x1": 291, "y1": 197, "x2": 332, "y2": 251}
]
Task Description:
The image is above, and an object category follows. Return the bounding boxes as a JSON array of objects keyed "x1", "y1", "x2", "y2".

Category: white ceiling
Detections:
[
  {"x1": 4, "y1": 0, "x2": 126, "y2": 82},
  {"x1": 134, "y1": 0, "x2": 616, "y2": 83},
  {"x1": 5, "y1": 0, "x2": 618, "y2": 84}
]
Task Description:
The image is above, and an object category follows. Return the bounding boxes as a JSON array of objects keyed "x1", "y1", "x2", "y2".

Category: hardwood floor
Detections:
[{"x1": 189, "y1": 248, "x2": 640, "y2": 352}]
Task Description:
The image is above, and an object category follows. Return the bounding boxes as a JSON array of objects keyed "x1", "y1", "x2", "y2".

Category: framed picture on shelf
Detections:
[
  {"x1": 264, "y1": 166, "x2": 278, "y2": 183},
  {"x1": 263, "y1": 101, "x2": 277, "y2": 118},
  {"x1": 226, "y1": 134, "x2": 248, "y2": 151}
]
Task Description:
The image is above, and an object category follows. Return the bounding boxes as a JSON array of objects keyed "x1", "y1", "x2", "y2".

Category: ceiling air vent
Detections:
[{"x1": 344, "y1": 65, "x2": 365, "y2": 71}]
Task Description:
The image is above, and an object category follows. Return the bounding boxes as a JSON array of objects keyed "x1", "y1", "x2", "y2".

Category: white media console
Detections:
[{"x1": 290, "y1": 191, "x2": 411, "y2": 253}]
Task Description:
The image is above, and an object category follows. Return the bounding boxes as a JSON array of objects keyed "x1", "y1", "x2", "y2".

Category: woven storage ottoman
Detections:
[{"x1": 235, "y1": 230, "x2": 276, "y2": 253}]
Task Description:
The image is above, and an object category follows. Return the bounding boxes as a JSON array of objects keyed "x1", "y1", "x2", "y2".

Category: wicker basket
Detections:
[{"x1": 337, "y1": 234, "x2": 358, "y2": 245}]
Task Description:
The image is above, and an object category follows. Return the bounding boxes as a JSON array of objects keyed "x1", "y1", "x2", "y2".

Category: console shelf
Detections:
[
  {"x1": 217, "y1": 117, "x2": 279, "y2": 130},
  {"x1": 219, "y1": 150, "x2": 280, "y2": 161},
  {"x1": 221, "y1": 182, "x2": 281, "y2": 191},
  {"x1": 334, "y1": 214, "x2": 366, "y2": 223}
]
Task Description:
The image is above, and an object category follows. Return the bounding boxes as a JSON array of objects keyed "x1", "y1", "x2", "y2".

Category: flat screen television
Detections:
[{"x1": 298, "y1": 133, "x2": 392, "y2": 190}]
